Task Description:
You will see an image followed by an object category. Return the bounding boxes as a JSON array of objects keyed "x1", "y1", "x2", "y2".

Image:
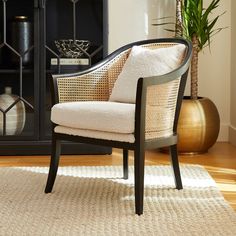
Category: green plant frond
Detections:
[
  {"x1": 200, "y1": 27, "x2": 225, "y2": 50},
  {"x1": 153, "y1": 0, "x2": 225, "y2": 53},
  {"x1": 202, "y1": 13, "x2": 225, "y2": 47},
  {"x1": 181, "y1": 0, "x2": 224, "y2": 52},
  {"x1": 202, "y1": 0, "x2": 220, "y2": 23},
  {"x1": 198, "y1": 0, "x2": 203, "y2": 13},
  {"x1": 208, "y1": 16, "x2": 219, "y2": 32},
  {"x1": 218, "y1": 11, "x2": 227, "y2": 17},
  {"x1": 209, "y1": 27, "x2": 227, "y2": 37},
  {"x1": 197, "y1": 0, "x2": 203, "y2": 22},
  {"x1": 202, "y1": 17, "x2": 219, "y2": 46}
]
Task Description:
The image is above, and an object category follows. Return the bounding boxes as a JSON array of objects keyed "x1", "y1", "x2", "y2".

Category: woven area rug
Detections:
[{"x1": 0, "y1": 165, "x2": 235, "y2": 235}]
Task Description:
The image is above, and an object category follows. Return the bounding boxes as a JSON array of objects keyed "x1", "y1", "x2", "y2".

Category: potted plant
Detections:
[{"x1": 154, "y1": 0, "x2": 224, "y2": 154}]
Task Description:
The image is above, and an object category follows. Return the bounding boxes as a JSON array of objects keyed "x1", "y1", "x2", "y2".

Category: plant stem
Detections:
[
  {"x1": 175, "y1": 0, "x2": 183, "y2": 37},
  {"x1": 191, "y1": 34, "x2": 199, "y2": 100}
]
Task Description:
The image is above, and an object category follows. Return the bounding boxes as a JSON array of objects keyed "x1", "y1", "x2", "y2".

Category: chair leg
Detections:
[
  {"x1": 134, "y1": 146, "x2": 145, "y2": 215},
  {"x1": 169, "y1": 144, "x2": 183, "y2": 190},
  {"x1": 123, "y1": 149, "x2": 128, "y2": 179},
  {"x1": 45, "y1": 135, "x2": 61, "y2": 193}
]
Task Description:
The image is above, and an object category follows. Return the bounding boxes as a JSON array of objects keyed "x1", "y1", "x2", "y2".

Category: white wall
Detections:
[
  {"x1": 107, "y1": 0, "x2": 231, "y2": 141},
  {"x1": 230, "y1": 0, "x2": 236, "y2": 146},
  {"x1": 107, "y1": 0, "x2": 175, "y2": 52},
  {"x1": 107, "y1": 0, "x2": 148, "y2": 52}
]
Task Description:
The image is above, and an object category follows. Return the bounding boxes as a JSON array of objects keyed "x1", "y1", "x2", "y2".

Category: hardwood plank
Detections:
[{"x1": 0, "y1": 142, "x2": 235, "y2": 211}]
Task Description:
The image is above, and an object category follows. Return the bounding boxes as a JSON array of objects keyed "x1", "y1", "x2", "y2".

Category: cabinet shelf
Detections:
[{"x1": 0, "y1": 69, "x2": 34, "y2": 74}]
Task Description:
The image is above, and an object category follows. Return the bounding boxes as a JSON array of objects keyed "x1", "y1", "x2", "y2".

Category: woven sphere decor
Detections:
[
  {"x1": 55, "y1": 39, "x2": 90, "y2": 58},
  {"x1": 0, "y1": 87, "x2": 26, "y2": 135}
]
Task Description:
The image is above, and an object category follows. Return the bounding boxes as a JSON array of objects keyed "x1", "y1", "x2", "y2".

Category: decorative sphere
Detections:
[{"x1": 0, "y1": 87, "x2": 26, "y2": 135}]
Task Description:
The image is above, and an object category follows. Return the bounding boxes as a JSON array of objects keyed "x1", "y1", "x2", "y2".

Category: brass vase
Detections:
[{"x1": 177, "y1": 97, "x2": 220, "y2": 154}]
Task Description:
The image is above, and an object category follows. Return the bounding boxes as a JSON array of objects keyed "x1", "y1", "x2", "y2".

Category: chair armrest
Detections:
[{"x1": 134, "y1": 42, "x2": 192, "y2": 146}]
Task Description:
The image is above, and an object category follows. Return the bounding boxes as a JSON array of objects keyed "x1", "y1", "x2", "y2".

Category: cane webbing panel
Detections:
[
  {"x1": 56, "y1": 50, "x2": 130, "y2": 103},
  {"x1": 107, "y1": 50, "x2": 130, "y2": 95},
  {"x1": 145, "y1": 78, "x2": 180, "y2": 140},
  {"x1": 57, "y1": 75, "x2": 108, "y2": 103}
]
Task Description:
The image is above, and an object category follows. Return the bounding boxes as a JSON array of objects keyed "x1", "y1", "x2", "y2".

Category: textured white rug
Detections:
[{"x1": 0, "y1": 165, "x2": 235, "y2": 236}]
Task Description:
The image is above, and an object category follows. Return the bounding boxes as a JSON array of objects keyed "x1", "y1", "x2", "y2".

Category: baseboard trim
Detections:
[{"x1": 229, "y1": 125, "x2": 236, "y2": 146}]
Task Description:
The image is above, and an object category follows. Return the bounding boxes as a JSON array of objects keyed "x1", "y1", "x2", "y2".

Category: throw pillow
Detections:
[{"x1": 109, "y1": 44, "x2": 186, "y2": 103}]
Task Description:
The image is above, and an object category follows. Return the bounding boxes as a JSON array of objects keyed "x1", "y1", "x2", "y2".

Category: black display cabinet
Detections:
[{"x1": 0, "y1": 0, "x2": 110, "y2": 155}]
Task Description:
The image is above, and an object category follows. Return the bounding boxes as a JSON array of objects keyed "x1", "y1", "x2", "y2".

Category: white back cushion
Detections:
[{"x1": 109, "y1": 44, "x2": 186, "y2": 103}]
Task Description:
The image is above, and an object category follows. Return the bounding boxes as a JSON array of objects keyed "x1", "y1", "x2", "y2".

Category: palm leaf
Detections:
[{"x1": 181, "y1": 0, "x2": 224, "y2": 50}]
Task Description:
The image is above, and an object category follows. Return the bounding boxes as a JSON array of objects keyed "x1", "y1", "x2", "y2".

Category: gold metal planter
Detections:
[{"x1": 177, "y1": 97, "x2": 220, "y2": 154}]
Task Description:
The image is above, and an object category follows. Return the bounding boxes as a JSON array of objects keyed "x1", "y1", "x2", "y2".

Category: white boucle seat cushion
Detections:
[{"x1": 51, "y1": 101, "x2": 135, "y2": 134}]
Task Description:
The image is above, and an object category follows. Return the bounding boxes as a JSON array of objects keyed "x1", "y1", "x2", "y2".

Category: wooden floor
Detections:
[{"x1": 0, "y1": 142, "x2": 235, "y2": 211}]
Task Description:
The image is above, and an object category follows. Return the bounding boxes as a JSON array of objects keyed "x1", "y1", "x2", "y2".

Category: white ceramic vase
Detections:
[{"x1": 0, "y1": 87, "x2": 26, "y2": 135}]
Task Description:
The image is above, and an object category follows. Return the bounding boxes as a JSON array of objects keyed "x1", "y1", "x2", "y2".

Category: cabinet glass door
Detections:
[
  {"x1": 0, "y1": 0, "x2": 39, "y2": 140},
  {"x1": 40, "y1": 0, "x2": 105, "y2": 139}
]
